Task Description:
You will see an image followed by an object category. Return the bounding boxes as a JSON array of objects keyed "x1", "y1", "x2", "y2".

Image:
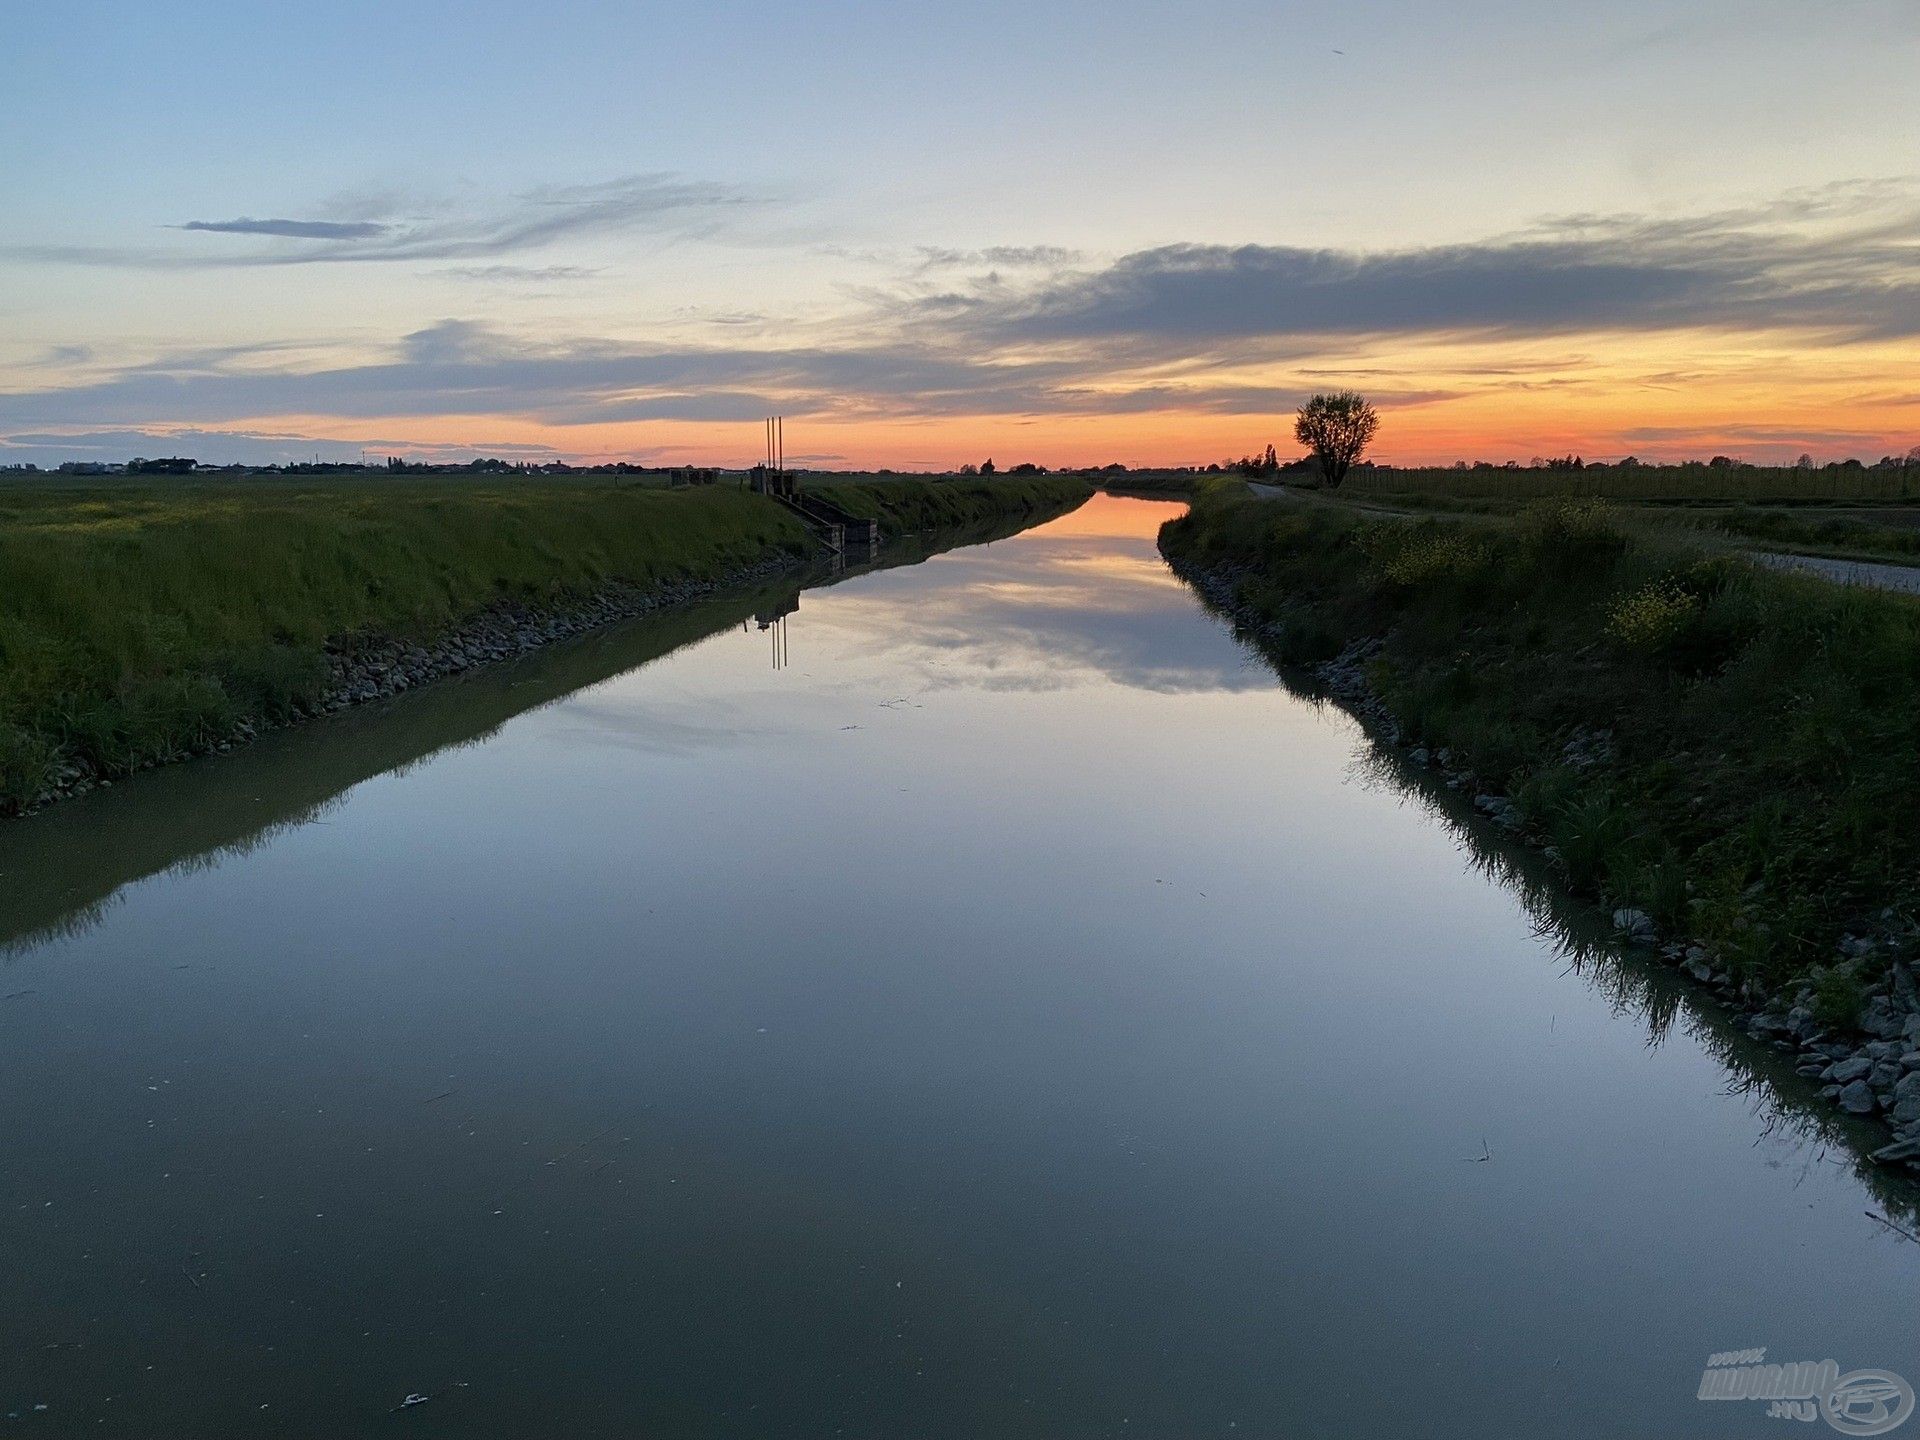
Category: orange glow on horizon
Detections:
[{"x1": 218, "y1": 327, "x2": 1920, "y2": 471}]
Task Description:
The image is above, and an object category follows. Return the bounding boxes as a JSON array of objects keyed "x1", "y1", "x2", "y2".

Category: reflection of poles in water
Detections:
[{"x1": 754, "y1": 592, "x2": 799, "y2": 670}]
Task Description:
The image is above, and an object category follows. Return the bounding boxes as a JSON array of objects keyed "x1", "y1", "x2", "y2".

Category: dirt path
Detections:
[{"x1": 1749, "y1": 551, "x2": 1920, "y2": 595}]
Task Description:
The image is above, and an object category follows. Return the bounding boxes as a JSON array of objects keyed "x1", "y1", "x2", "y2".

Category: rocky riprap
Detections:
[
  {"x1": 19, "y1": 552, "x2": 802, "y2": 818},
  {"x1": 1166, "y1": 552, "x2": 1920, "y2": 1175}
]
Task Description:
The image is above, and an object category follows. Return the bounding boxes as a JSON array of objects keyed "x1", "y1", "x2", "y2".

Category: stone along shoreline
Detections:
[{"x1": 19, "y1": 553, "x2": 803, "y2": 818}]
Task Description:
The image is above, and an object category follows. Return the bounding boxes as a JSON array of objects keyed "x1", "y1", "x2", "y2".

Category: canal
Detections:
[{"x1": 2, "y1": 494, "x2": 1914, "y2": 1437}]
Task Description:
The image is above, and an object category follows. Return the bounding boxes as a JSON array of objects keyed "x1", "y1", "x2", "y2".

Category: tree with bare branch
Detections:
[{"x1": 1294, "y1": 392, "x2": 1379, "y2": 488}]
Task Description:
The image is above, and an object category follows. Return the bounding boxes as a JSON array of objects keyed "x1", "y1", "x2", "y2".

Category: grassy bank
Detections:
[
  {"x1": 1344, "y1": 459, "x2": 1920, "y2": 504},
  {"x1": 1160, "y1": 481, "x2": 1920, "y2": 1016},
  {"x1": 810, "y1": 473, "x2": 1091, "y2": 530},
  {"x1": 0, "y1": 474, "x2": 1087, "y2": 813}
]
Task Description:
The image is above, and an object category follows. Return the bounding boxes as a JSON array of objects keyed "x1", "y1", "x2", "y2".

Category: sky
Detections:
[{"x1": 3, "y1": 0, "x2": 1917, "y2": 470}]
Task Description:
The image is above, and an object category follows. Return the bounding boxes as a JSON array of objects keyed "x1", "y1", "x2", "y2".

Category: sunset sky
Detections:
[{"x1": 4, "y1": 0, "x2": 1917, "y2": 469}]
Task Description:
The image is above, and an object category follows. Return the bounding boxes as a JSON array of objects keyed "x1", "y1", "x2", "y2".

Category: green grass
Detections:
[
  {"x1": 809, "y1": 473, "x2": 1092, "y2": 530},
  {"x1": 1161, "y1": 481, "x2": 1920, "y2": 1008},
  {"x1": 0, "y1": 473, "x2": 1087, "y2": 812},
  {"x1": 1669, "y1": 507, "x2": 1920, "y2": 565},
  {"x1": 0, "y1": 478, "x2": 814, "y2": 808},
  {"x1": 1256, "y1": 480, "x2": 1920, "y2": 565},
  {"x1": 1344, "y1": 459, "x2": 1920, "y2": 504}
]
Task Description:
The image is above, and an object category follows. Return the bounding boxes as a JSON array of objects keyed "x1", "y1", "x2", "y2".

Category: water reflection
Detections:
[
  {"x1": 808, "y1": 499, "x2": 1276, "y2": 698},
  {"x1": 0, "y1": 503, "x2": 1069, "y2": 959},
  {"x1": 1182, "y1": 571, "x2": 1920, "y2": 1230},
  {"x1": 752, "y1": 593, "x2": 799, "y2": 671},
  {"x1": 2, "y1": 491, "x2": 1915, "y2": 1439}
]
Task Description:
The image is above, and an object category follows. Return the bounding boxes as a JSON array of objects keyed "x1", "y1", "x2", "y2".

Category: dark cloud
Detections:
[
  {"x1": 176, "y1": 218, "x2": 391, "y2": 240},
  {"x1": 0, "y1": 315, "x2": 1668, "y2": 434},
  {"x1": 976, "y1": 241, "x2": 1710, "y2": 338},
  {"x1": 0, "y1": 320, "x2": 1105, "y2": 427},
  {"x1": 929, "y1": 189, "x2": 1920, "y2": 346}
]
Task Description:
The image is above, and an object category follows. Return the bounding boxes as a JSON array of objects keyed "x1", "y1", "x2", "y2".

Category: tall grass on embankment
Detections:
[
  {"x1": 0, "y1": 473, "x2": 1089, "y2": 813},
  {"x1": 1160, "y1": 480, "x2": 1920, "y2": 1014}
]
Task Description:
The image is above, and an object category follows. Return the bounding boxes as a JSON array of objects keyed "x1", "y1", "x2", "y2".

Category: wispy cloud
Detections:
[
  {"x1": 176, "y1": 218, "x2": 392, "y2": 240},
  {"x1": 21, "y1": 344, "x2": 95, "y2": 368},
  {"x1": 914, "y1": 245, "x2": 1084, "y2": 271},
  {"x1": 3, "y1": 183, "x2": 1915, "y2": 453},
  {"x1": 0, "y1": 316, "x2": 1452, "y2": 432},
  {"x1": 8, "y1": 173, "x2": 768, "y2": 269},
  {"x1": 437, "y1": 264, "x2": 602, "y2": 283},
  {"x1": 1615, "y1": 422, "x2": 1902, "y2": 448}
]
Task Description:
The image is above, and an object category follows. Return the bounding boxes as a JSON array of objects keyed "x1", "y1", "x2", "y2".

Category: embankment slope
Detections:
[
  {"x1": 0, "y1": 474, "x2": 1089, "y2": 813},
  {"x1": 1161, "y1": 480, "x2": 1920, "y2": 1167}
]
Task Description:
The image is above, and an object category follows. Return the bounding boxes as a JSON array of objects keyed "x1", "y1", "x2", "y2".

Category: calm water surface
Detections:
[{"x1": 2, "y1": 495, "x2": 1915, "y2": 1438}]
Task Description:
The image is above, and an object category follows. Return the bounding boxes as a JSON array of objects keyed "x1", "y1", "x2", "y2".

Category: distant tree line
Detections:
[
  {"x1": 959, "y1": 459, "x2": 1054, "y2": 476},
  {"x1": 9, "y1": 426, "x2": 1917, "y2": 486}
]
